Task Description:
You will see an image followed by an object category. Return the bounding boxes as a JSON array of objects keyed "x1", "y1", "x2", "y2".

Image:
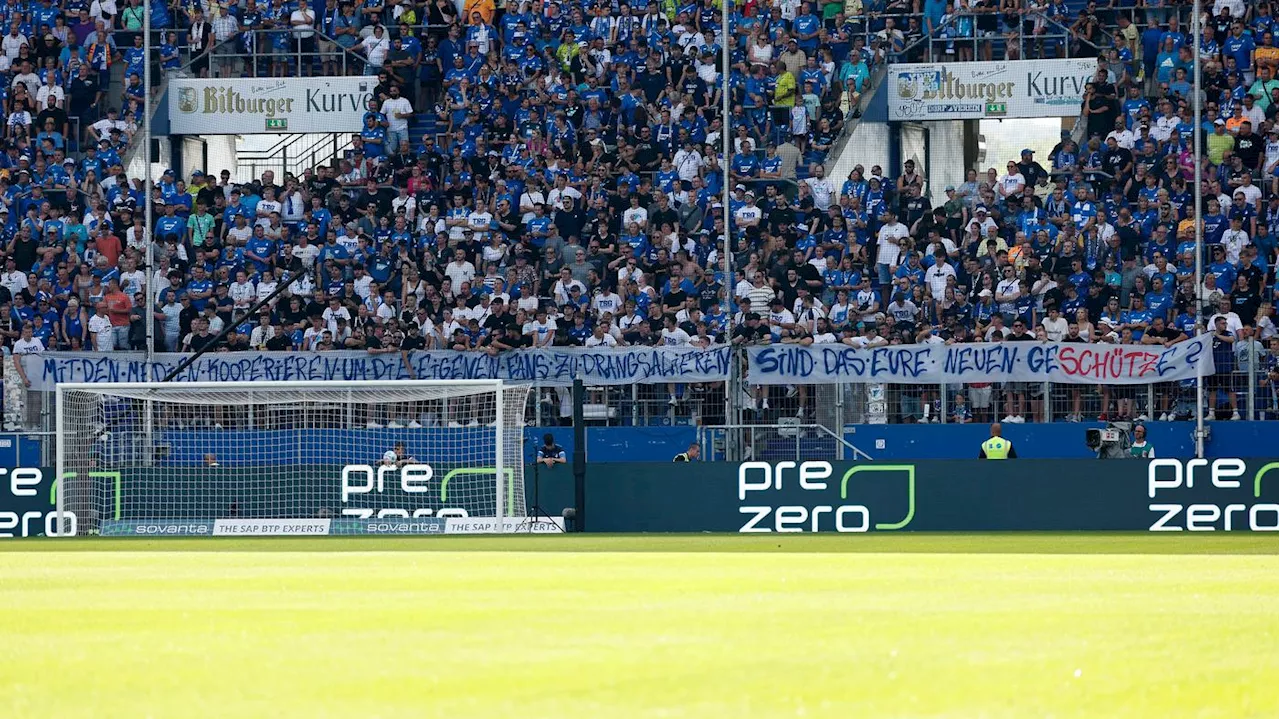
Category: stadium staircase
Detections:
[{"x1": 409, "y1": 112, "x2": 442, "y2": 149}]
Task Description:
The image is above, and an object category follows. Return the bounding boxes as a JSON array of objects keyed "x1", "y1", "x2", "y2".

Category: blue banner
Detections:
[
  {"x1": 23, "y1": 347, "x2": 733, "y2": 390},
  {"x1": 746, "y1": 335, "x2": 1214, "y2": 385}
]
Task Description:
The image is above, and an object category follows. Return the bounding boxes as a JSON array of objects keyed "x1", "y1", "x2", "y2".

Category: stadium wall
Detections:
[
  {"x1": 1, "y1": 459, "x2": 1274, "y2": 537},
  {"x1": 555, "y1": 459, "x2": 1278, "y2": 533},
  {"x1": 11, "y1": 422, "x2": 1267, "y2": 468}
]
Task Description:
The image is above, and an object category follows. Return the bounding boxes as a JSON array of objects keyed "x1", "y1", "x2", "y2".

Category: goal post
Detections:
[{"x1": 53, "y1": 380, "x2": 553, "y2": 536}]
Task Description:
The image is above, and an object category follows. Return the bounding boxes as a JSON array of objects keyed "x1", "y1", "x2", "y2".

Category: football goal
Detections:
[{"x1": 54, "y1": 380, "x2": 542, "y2": 536}]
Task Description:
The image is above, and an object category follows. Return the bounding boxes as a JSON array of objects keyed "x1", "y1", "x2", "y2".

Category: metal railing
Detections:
[
  {"x1": 236, "y1": 133, "x2": 356, "y2": 183},
  {"x1": 699, "y1": 423, "x2": 872, "y2": 462},
  {"x1": 924, "y1": 10, "x2": 1084, "y2": 62},
  {"x1": 171, "y1": 30, "x2": 364, "y2": 79}
]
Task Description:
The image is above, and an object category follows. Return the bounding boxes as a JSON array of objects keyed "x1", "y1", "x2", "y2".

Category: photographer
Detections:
[{"x1": 537, "y1": 433, "x2": 566, "y2": 468}]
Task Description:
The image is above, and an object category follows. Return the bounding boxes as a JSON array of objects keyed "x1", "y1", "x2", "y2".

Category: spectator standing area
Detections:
[{"x1": 0, "y1": 0, "x2": 1275, "y2": 433}]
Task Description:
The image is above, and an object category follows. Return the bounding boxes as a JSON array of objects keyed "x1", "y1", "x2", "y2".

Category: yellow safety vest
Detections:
[{"x1": 982, "y1": 437, "x2": 1011, "y2": 459}]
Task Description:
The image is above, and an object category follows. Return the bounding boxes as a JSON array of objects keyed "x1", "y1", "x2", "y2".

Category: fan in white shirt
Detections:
[
  {"x1": 352, "y1": 272, "x2": 374, "y2": 300},
  {"x1": 392, "y1": 193, "x2": 417, "y2": 222},
  {"x1": 592, "y1": 290, "x2": 623, "y2": 316},
  {"x1": 1041, "y1": 308, "x2": 1069, "y2": 340},
  {"x1": 1105, "y1": 127, "x2": 1136, "y2": 149},
  {"x1": 90, "y1": 116, "x2": 126, "y2": 140},
  {"x1": 322, "y1": 304, "x2": 352, "y2": 335},
  {"x1": 445, "y1": 255, "x2": 477, "y2": 287},
  {"x1": 768, "y1": 305, "x2": 797, "y2": 329},
  {"x1": 89, "y1": 0, "x2": 117, "y2": 24},
  {"x1": 876, "y1": 219, "x2": 908, "y2": 269},
  {"x1": 88, "y1": 312, "x2": 114, "y2": 351},
  {"x1": 793, "y1": 301, "x2": 826, "y2": 332},
  {"x1": 255, "y1": 198, "x2": 282, "y2": 220},
  {"x1": 621, "y1": 204, "x2": 648, "y2": 229},
  {"x1": 360, "y1": 30, "x2": 390, "y2": 68},
  {"x1": 12, "y1": 334, "x2": 44, "y2": 355},
  {"x1": 466, "y1": 209, "x2": 494, "y2": 236},
  {"x1": 1151, "y1": 112, "x2": 1179, "y2": 143},
  {"x1": 119, "y1": 267, "x2": 145, "y2": 296},
  {"x1": 547, "y1": 185, "x2": 583, "y2": 208},
  {"x1": 228, "y1": 275, "x2": 257, "y2": 309},
  {"x1": 924, "y1": 260, "x2": 956, "y2": 301},
  {"x1": 36, "y1": 84, "x2": 63, "y2": 108},
  {"x1": 1219, "y1": 227, "x2": 1250, "y2": 265},
  {"x1": 519, "y1": 190, "x2": 547, "y2": 222},
  {"x1": 672, "y1": 147, "x2": 705, "y2": 181},
  {"x1": 380, "y1": 95, "x2": 413, "y2": 133},
  {"x1": 256, "y1": 276, "x2": 279, "y2": 303},
  {"x1": 660, "y1": 324, "x2": 691, "y2": 346},
  {"x1": 1, "y1": 30, "x2": 26, "y2": 61},
  {"x1": 1, "y1": 269, "x2": 27, "y2": 297},
  {"x1": 804, "y1": 172, "x2": 836, "y2": 211},
  {"x1": 552, "y1": 277, "x2": 587, "y2": 305},
  {"x1": 998, "y1": 166, "x2": 1026, "y2": 199},
  {"x1": 584, "y1": 326, "x2": 618, "y2": 347},
  {"x1": 249, "y1": 323, "x2": 276, "y2": 349}
]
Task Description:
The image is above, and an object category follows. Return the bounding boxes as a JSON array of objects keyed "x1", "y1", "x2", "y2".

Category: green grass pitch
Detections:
[{"x1": 1, "y1": 534, "x2": 1275, "y2": 718}]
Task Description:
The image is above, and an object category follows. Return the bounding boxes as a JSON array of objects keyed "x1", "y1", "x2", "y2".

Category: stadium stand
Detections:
[{"x1": 0, "y1": 0, "x2": 1274, "y2": 428}]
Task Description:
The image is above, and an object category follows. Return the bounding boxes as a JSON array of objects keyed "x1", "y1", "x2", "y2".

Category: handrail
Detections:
[
  {"x1": 698, "y1": 423, "x2": 873, "y2": 462},
  {"x1": 828, "y1": 64, "x2": 887, "y2": 161},
  {"x1": 171, "y1": 30, "x2": 364, "y2": 79},
  {"x1": 238, "y1": 134, "x2": 356, "y2": 183}
]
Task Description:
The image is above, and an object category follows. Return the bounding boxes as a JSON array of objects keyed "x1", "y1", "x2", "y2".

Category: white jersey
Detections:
[{"x1": 660, "y1": 327, "x2": 691, "y2": 346}]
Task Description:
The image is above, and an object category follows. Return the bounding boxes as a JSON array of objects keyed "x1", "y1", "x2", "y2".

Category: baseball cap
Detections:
[
  {"x1": 1214, "y1": 118, "x2": 1225, "y2": 125},
  {"x1": 1021, "y1": 148, "x2": 1034, "y2": 155},
  {"x1": 944, "y1": 185, "x2": 955, "y2": 192}
]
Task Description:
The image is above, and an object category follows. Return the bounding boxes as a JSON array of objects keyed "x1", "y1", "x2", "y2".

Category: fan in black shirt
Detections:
[{"x1": 732, "y1": 314, "x2": 770, "y2": 344}]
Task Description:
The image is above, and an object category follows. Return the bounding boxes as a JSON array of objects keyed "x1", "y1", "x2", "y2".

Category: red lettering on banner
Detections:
[{"x1": 1058, "y1": 346, "x2": 1162, "y2": 381}]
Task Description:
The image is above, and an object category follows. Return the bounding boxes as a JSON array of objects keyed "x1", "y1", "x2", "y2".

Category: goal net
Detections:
[{"x1": 55, "y1": 380, "x2": 537, "y2": 536}]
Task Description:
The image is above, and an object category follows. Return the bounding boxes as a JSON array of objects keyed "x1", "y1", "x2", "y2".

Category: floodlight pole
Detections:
[
  {"x1": 143, "y1": 11, "x2": 155, "y2": 361},
  {"x1": 572, "y1": 376, "x2": 586, "y2": 532},
  {"x1": 1192, "y1": 0, "x2": 1205, "y2": 458},
  {"x1": 720, "y1": 0, "x2": 737, "y2": 444}
]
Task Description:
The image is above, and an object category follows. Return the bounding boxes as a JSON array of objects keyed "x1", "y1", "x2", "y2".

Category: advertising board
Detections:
[
  {"x1": 169, "y1": 77, "x2": 374, "y2": 135},
  {"x1": 0, "y1": 467, "x2": 78, "y2": 537},
  {"x1": 580, "y1": 460, "x2": 1279, "y2": 533},
  {"x1": 887, "y1": 59, "x2": 1097, "y2": 121}
]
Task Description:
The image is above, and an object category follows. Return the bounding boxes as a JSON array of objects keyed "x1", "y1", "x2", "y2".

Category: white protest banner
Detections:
[
  {"x1": 169, "y1": 77, "x2": 374, "y2": 135},
  {"x1": 22, "y1": 347, "x2": 733, "y2": 391},
  {"x1": 888, "y1": 59, "x2": 1097, "y2": 121},
  {"x1": 746, "y1": 336, "x2": 1214, "y2": 385}
]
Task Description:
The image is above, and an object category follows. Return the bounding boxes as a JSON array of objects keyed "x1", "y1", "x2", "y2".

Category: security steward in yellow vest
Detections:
[{"x1": 979, "y1": 423, "x2": 1017, "y2": 459}]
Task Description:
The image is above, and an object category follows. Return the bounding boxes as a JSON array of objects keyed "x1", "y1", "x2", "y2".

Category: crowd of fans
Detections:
[{"x1": 0, "y1": 0, "x2": 1274, "y2": 425}]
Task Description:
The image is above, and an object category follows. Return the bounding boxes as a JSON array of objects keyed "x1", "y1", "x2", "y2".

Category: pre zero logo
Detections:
[
  {"x1": 1147, "y1": 459, "x2": 1279, "y2": 532},
  {"x1": 737, "y1": 462, "x2": 915, "y2": 533}
]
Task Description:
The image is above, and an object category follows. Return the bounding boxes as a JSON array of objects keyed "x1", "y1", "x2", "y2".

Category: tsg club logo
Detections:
[{"x1": 737, "y1": 461, "x2": 915, "y2": 533}]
